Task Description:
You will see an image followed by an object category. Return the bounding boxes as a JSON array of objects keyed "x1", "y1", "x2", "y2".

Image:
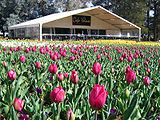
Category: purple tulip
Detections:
[
  {"x1": 36, "y1": 87, "x2": 42, "y2": 94},
  {"x1": 110, "y1": 108, "x2": 116, "y2": 116},
  {"x1": 19, "y1": 113, "x2": 29, "y2": 120}
]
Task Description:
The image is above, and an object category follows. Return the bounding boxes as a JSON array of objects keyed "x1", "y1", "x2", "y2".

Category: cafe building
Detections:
[{"x1": 8, "y1": 6, "x2": 141, "y2": 41}]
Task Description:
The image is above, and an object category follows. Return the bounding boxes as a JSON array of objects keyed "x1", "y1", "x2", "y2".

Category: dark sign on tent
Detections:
[{"x1": 72, "y1": 15, "x2": 91, "y2": 26}]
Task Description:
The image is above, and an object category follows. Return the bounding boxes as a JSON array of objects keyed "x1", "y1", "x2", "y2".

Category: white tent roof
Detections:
[{"x1": 9, "y1": 6, "x2": 141, "y2": 30}]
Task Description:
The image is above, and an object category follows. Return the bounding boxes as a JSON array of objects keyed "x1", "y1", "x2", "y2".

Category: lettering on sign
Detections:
[{"x1": 72, "y1": 15, "x2": 91, "y2": 26}]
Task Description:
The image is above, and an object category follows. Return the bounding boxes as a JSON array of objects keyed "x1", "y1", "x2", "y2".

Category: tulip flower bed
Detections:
[{"x1": 0, "y1": 44, "x2": 160, "y2": 120}]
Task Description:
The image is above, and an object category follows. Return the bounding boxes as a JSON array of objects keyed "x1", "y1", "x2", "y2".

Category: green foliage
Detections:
[{"x1": 0, "y1": 44, "x2": 159, "y2": 119}]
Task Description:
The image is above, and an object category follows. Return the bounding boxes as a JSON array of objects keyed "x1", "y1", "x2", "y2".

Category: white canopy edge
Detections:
[
  {"x1": 9, "y1": 6, "x2": 141, "y2": 30},
  {"x1": 98, "y1": 6, "x2": 141, "y2": 30},
  {"x1": 8, "y1": 24, "x2": 39, "y2": 30},
  {"x1": 9, "y1": 6, "x2": 99, "y2": 29}
]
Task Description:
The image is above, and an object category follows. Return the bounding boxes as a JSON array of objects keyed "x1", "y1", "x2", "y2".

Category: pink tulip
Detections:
[
  {"x1": 122, "y1": 53, "x2": 127, "y2": 59},
  {"x1": 133, "y1": 53, "x2": 138, "y2": 59},
  {"x1": 50, "y1": 86, "x2": 65, "y2": 103},
  {"x1": 67, "y1": 108, "x2": 75, "y2": 120},
  {"x1": 32, "y1": 46, "x2": 37, "y2": 52},
  {"x1": 35, "y1": 62, "x2": 41, "y2": 69},
  {"x1": 125, "y1": 67, "x2": 136, "y2": 84},
  {"x1": 146, "y1": 68, "x2": 150, "y2": 73},
  {"x1": 144, "y1": 61, "x2": 149, "y2": 65},
  {"x1": 3, "y1": 47, "x2": 6, "y2": 51},
  {"x1": 109, "y1": 57, "x2": 112, "y2": 61},
  {"x1": 8, "y1": 70, "x2": 16, "y2": 80},
  {"x1": 70, "y1": 56, "x2": 75, "y2": 61},
  {"x1": 51, "y1": 54, "x2": 57, "y2": 61},
  {"x1": 70, "y1": 70, "x2": 79, "y2": 84},
  {"x1": 97, "y1": 54, "x2": 101, "y2": 60},
  {"x1": 92, "y1": 62, "x2": 102, "y2": 75},
  {"x1": 49, "y1": 64, "x2": 58, "y2": 74},
  {"x1": 39, "y1": 47, "x2": 46, "y2": 54},
  {"x1": 119, "y1": 57, "x2": 123, "y2": 62},
  {"x1": 64, "y1": 72, "x2": 68, "y2": 78},
  {"x1": 19, "y1": 55, "x2": 26, "y2": 63},
  {"x1": 89, "y1": 84, "x2": 108, "y2": 110},
  {"x1": 61, "y1": 51, "x2": 66, "y2": 57},
  {"x1": 24, "y1": 48, "x2": 30, "y2": 53},
  {"x1": 79, "y1": 52, "x2": 83, "y2": 57},
  {"x1": 143, "y1": 76, "x2": 150, "y2": 86},
  {"x1": 127, "y1": 56, "x2": 132, "y2": 62},
  {"x1": 57, "y1": 73, "x2": 64, "y2": 81},
  {"x1": 126, "y1": 66, "x2": 131, "y2": 73},
  {"x1": 135, "y1": 62, "x2": 139, "y2": 67},
  {"x1": 13, "y1": 98, "x2": 24, "y2": 111}
]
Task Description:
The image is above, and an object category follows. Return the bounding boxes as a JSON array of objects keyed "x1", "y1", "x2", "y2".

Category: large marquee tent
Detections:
[{"x1": 9, "y1": 6, "x2": 141, "y2": 41}]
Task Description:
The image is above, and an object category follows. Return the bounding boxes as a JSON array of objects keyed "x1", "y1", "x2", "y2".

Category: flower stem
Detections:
[
  {"x1": 74, "y1": 84, "x2": 76, "y2": 98},
  {"x1": 96, "y1": 75, "x2": 99, "y2": 84},
  {"x1": 95, "y1": 110, "x2": 98, "y2": 120},
  {"x1": 55, "y1": 103, "x2": 61, "y2": 120}
]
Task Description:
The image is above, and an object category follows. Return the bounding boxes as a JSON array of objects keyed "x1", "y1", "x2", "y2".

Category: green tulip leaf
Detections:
[{"x1": 122, "y1": 94, "x2": 138, "y2": 120}]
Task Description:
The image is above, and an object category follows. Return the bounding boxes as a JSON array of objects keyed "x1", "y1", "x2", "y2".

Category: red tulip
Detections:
[
  {"x1": 97, "y1": 54, "x2": 101, "y2": 60},
  {"x1": 45, "y1": 46, "x2": 50, "y2": 52},
  {"x1": 39, "y1": 47, "x2": 46, "y2": 54},
  {"x1": 61, "y1": 51, "x2": 66, "y2": 57},
  {"x1": 3, "y1": 47, "x2": 6, "y2": 51},
  {"x1": 119, "y1": 57, "x2": 123, "y2": 62},
  {"x1": 126, "y1": 66, "x2": 131, "y2": 73},
  {"x1": 49, "y1": 64, "x2": 58, "y2": 74},
  {"x1": 109, "y1": 57, "x2": 112, "y2": 61},
  {"x1": 56, "y1": 53, "x2": 61, "y2": 59},
  {"x1": 89, "y1": 84, "x2": 108, "y2": 110},
  {"x1": 13, "y1": 98, "x2": 24, "y2": 111},
  {"x1": 122, "y1": 53, "x2": 127, "y2": 59},
  {"x1": 19, "y1": 55, "x2": 26, "y2": 63},
  {"x1": 51, "y1": 54, "x2": 58, "y2": 61},
  {"x1": 64, "y1": 72, "x2": 68, "y2": 78},
  {"x1": 125, "y1": 67, "x2": 136, "y2": 84},
  {"x1": 140, "y1": 53, "x2": 143, "y2": 58},
  {"x1": 135, "y1": 62, "x2": 139, "y2": 67},
  {"x1": 75, "y1": 51, "x2": 78, "y2": 55},
  {"x1": 127, "y1": 56, "x2": 132, "y2": 62},
  {"x1": 144, "y1": 61, "x2": 149, "y2": 65},
  {"x1": 143, "y1": 76, "x2": 150, "y2": 86},
  {"x1": 8, "y1": 70, "x2": 16, "y2": 80},
  {"x1": 32, "y1": 46, "x2": 37, "y2": 52},
  {"x1": 67, "y1": 108, "x2": 75, "y2": 120},
  {"x1": 94, "y1": 47, "x2": 97, "y2": 52},
  {"x1": 92, "y1": 62, "x2": 102, "y2": 75},
  {"x1": 50, "y1": 86, "x2": 65, "y2": 103},
  {"x1": 57, "y1": 73, "x2": 64, "y2": 81},
  {"x1": 10, "y1": 47, "x2": 13, "y2": 52},
  {"x1": 35, "y1": 62, "x2": 41, "y2": 69},
  {"x1": 70, "y1": 70, "x2": 79, "y2": 84},
  {"x1": 70, "y1": 49, "x2": 75, "y2": 54},
  {"x1": 70, "y1": 56, "x2": 75, "y2": 61},
  {"x1": 79, "y1": 52, "x2": 83, "y2": 57},
  {"x1": 133, "y1": 53, "x2": 138, "y2": 59},
  {"x1": 24, "y1": 48, "x2": 30, "y2": 53},
  {"x1": 146, "y1": 68, "x2": 150, "y2": 73}
]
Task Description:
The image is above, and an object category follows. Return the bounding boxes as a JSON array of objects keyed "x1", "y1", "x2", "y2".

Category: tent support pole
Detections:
[
  {"x1": 40, "y1": 24, "x2": 42, "y2": 41},
  {"x1": 50, "y1": 28, "x2": 52, "y2": 41},
  {"x1": 138, "y1": 28, "x2": 141, "y2": 41}
]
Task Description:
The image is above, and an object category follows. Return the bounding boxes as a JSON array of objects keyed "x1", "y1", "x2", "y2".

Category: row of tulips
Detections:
[{"x1": 0, "y1": 43, "x2": 160, "y2": 120}]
